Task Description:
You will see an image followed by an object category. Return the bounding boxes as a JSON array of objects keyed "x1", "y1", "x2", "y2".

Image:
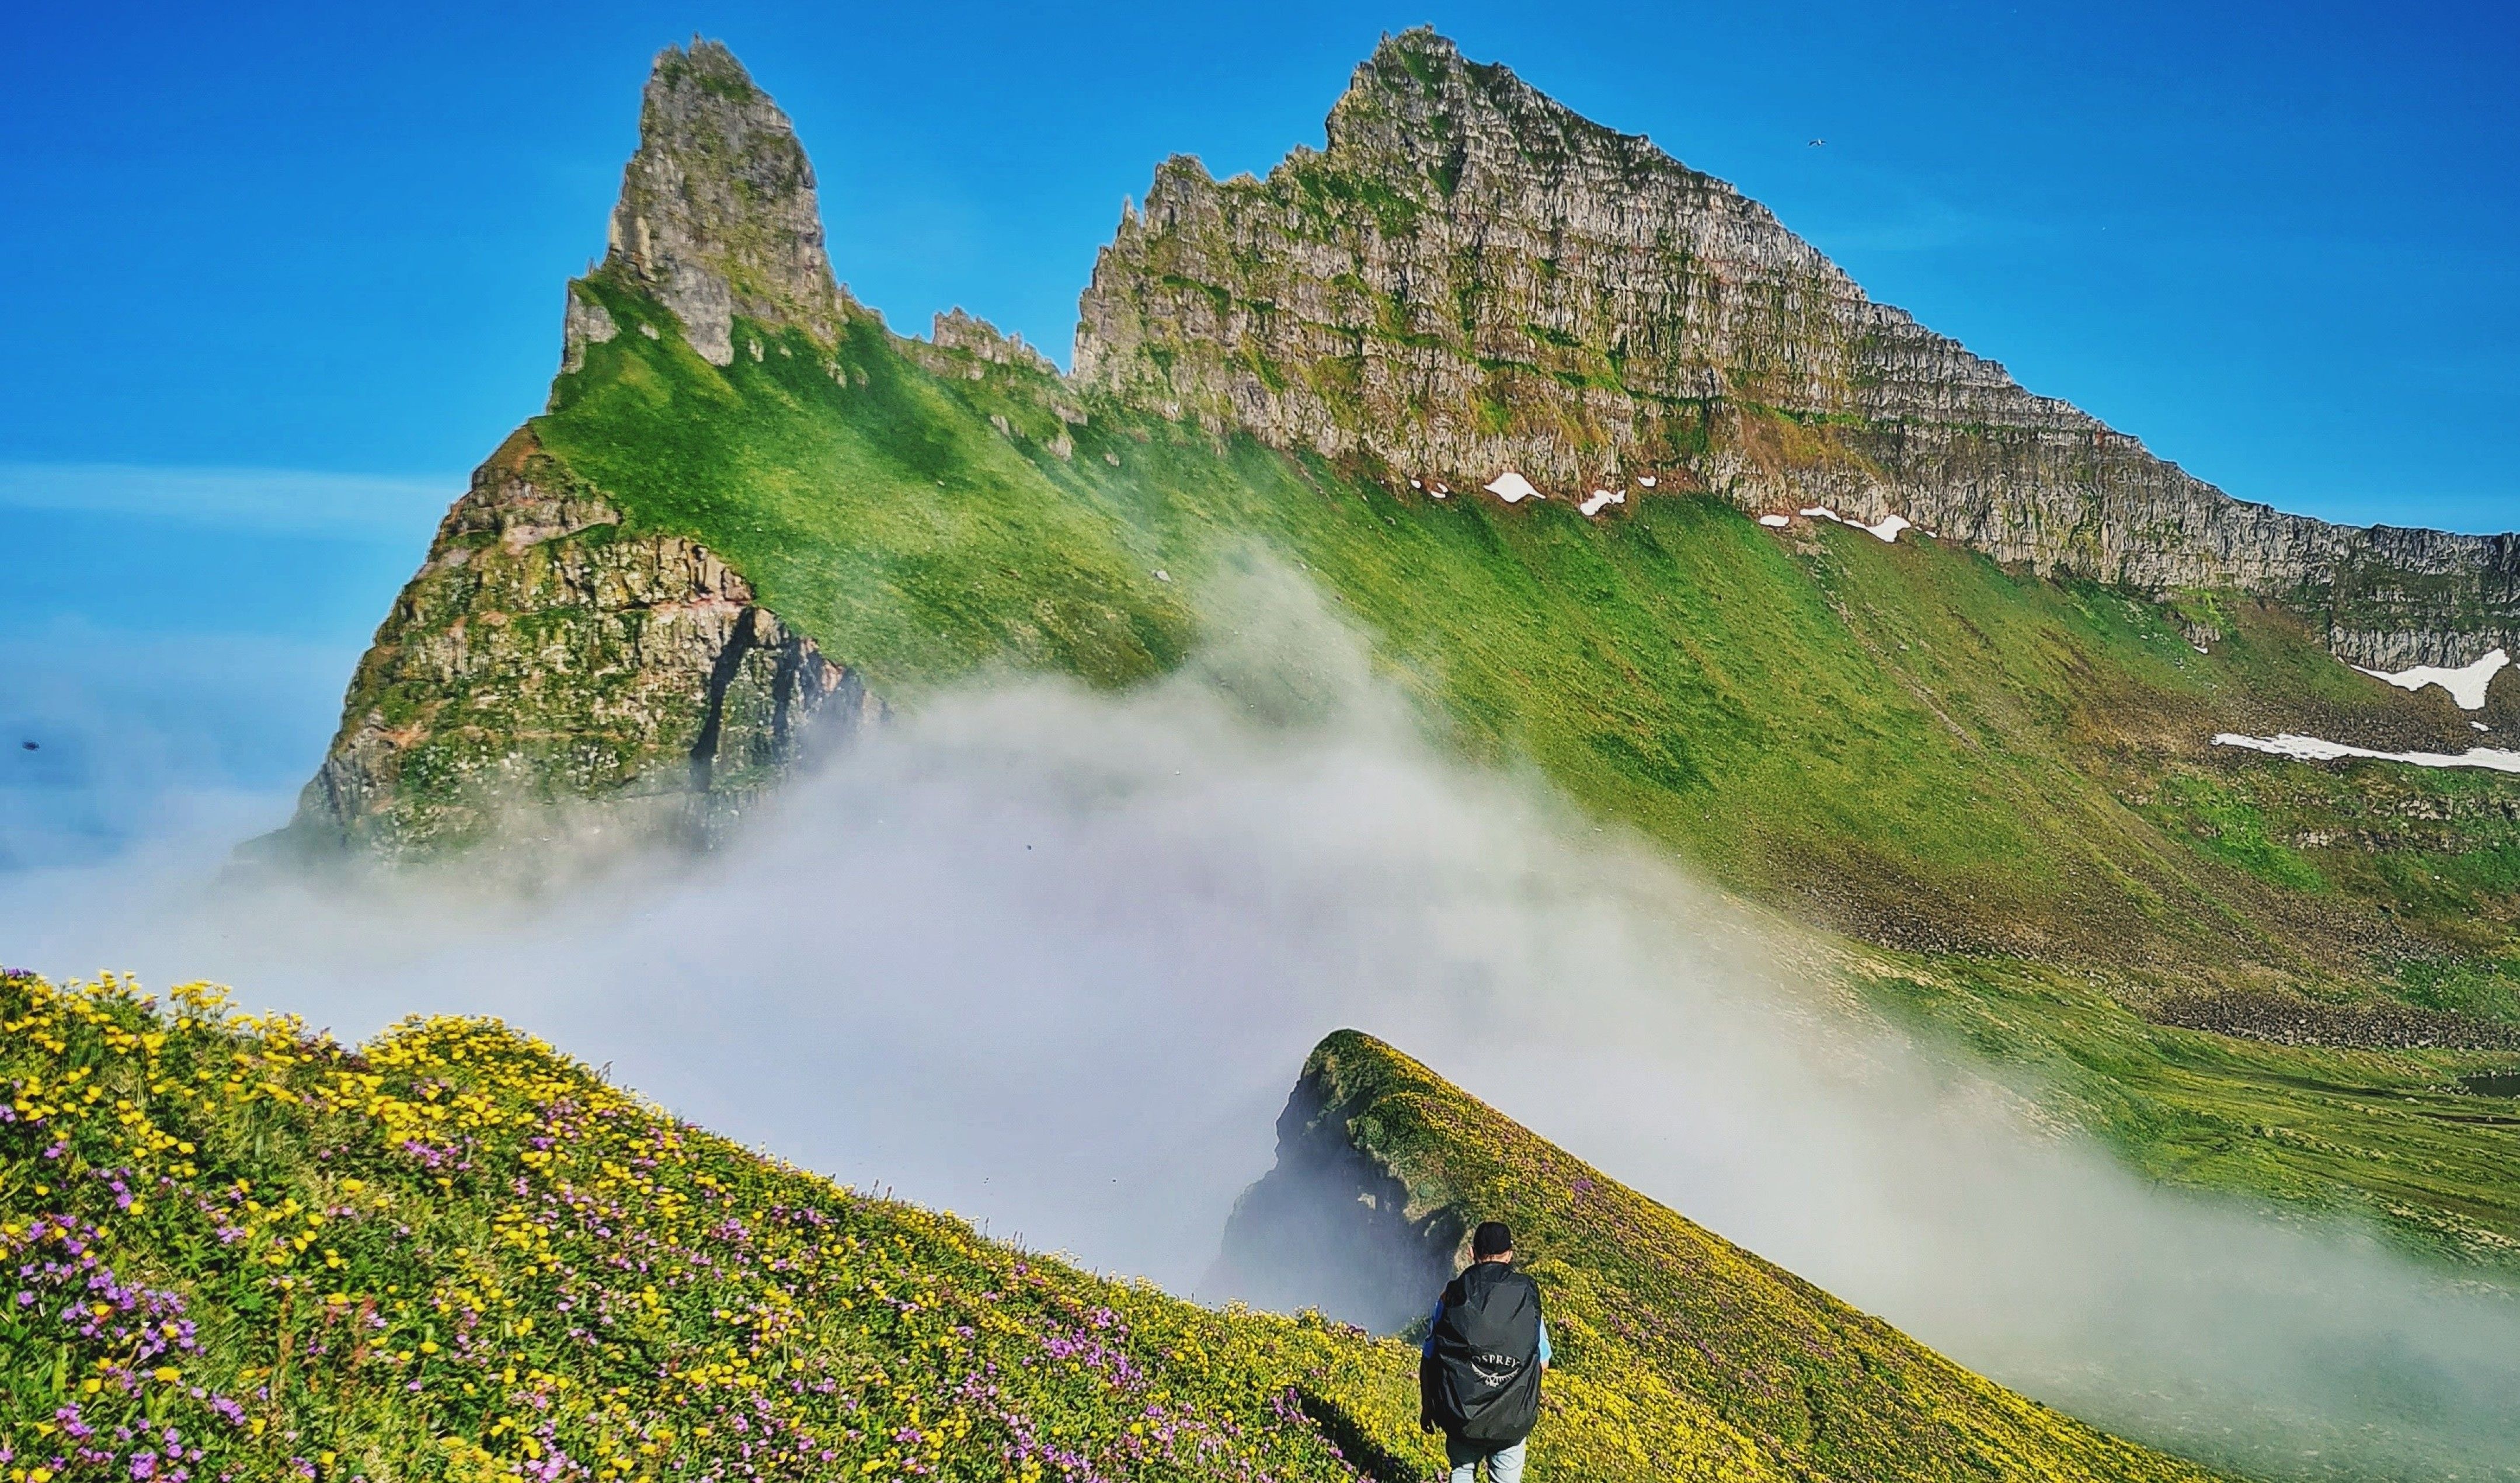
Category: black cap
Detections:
[{"x1": 1472, "y1": 1220, "x2": 1514, "y2": 1259}]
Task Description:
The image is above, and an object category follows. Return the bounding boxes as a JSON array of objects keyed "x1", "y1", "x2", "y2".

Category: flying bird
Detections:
[
  {"x1": 1808, "y1": 138, "x2": 1826, "y2": 147},
  {"x1": 19, "y1": 741, "x2": 34, "y2": 751}
]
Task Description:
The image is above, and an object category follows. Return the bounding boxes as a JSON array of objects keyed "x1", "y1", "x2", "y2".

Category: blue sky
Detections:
[{"x1": 4, "y1": 0, "x2": 2515, "y2": 861}]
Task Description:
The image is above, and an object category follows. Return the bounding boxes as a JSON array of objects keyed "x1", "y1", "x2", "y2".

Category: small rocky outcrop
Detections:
[
  {"x1": 1209, "y1": 1038, "x2": 1466, "y2": 1332},
  {"x1": 930, "y1": 307, "x2": 1057, "y2": 374},
  {"x1": 2149, "y1": 988, "x2": 2520, "y2": 1052},
  {"x1": 283, "y1": 431, "x2": 877, "y2": 859},
  {"x1": 602, "y1": 40, "x2": 855, "y2": 364},
  {"x1": 1075, "y1": 27, "x2": 2518, "y2": 668}
]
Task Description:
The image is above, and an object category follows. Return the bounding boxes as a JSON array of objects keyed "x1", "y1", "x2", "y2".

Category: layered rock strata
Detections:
[
  {"x1": 1209, "y1": 1038, "x2": 1465, "y2": 1332},
  {"x1": 287, "y1": 432, "x2": 875, "y2": 858},
  {"x1": 1075, "y1": 28, "x2": 2517, "y2": 667},
  {"x1": 290, "y1": 43, "x2": 883, "y2": 856},
  {"x1": 602, "y1": 40, "x2": 855, "y2": 365}
]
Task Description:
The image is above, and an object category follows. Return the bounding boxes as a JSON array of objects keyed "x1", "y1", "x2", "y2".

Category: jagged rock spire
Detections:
[{"x1": 602, "y1": 40, "x2": 850, "y2": 364}]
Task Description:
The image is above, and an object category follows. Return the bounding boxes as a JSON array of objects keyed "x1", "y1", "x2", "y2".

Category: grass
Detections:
[
  {"x1": 539, "y1": 292, "x2": 2507, "y2": 977},
  {"x1": 509, "y1": 283, "x2": 2520, "y2": 1260},
  {"x1": 0, "y1": 973, "x2": 2226, "y2": 1482},
  {"x1": 1290, "y1": 1030, "x2": 2223, "y2": 1481},
  {"x1": 1855, "y1": 956, "x2": 2520, "y2": 1264},
  {"x1": 0, "y1": 973, "x2": 1436, "y2": 1483}
]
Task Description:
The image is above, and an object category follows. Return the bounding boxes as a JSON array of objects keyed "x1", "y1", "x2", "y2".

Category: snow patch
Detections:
[
  {"x1": 2352, "y1": 648, "x2": 2509, "y2": 711},
  {"x1": 1485, "y1": 472, "x2": 1542, "y2": 504},
  {"x1": 2213, "y1": 732, "x2": 2520, "y2": 775},
  {"x1": 1795, "y1": 506, "x2": 1913, "y2": 542},
  {"x1": 1638, "y1": 475, "x2": 1657, "y2": 488},
  {"x1": 1579, "y1": 489, "x2": 1626, "y2": 517},
  {"x1": 1759, "y1": 514, "x2": 1791, "y2": 528}
]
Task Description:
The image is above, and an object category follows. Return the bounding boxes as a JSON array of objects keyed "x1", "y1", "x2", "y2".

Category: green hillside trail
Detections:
[
  {"x1": 0, "y1": 972, "x2": 2230, "y2": 1482},
  {"x1": 269, "y1": 37, "x2": 2520, "y2": 1280}
]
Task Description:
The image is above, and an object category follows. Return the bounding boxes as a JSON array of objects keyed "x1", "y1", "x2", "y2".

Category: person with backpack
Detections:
[{"x1": 1419, "y1": 1220, "x2": 1550, "y2": 1482}]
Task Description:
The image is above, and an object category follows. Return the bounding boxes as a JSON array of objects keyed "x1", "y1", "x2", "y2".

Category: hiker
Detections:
[{"x1": 1419, "y1": 1220, "x2": 1550, "y2": 1482}]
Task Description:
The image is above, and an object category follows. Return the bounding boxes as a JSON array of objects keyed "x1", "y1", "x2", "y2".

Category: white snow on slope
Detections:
[
  {"x1": 2353, "y1": 648, "x2": 2509, "y2": 711},
  {"x1": 1638, "y1": 475, "x2": 1656, "y2": 488},
  {"x1": 2213, "y1": 732, "x2": 2520, "y2": 774},
  {"x1": 1759, "y1": 514, "x2": 1791, "y2": 528},
  {"x1": 1485, "y1": 471, "x2": 1541, "y2": 503},
  {"x1": 1795, "y1": 506, "x2": 1913, "y2": 542},
  {"x1": 1580, "y1": 489, "x2": 1626, "y2": 517}
]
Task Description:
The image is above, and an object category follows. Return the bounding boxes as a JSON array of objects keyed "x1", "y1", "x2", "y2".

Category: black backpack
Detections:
[{"x1": 1419, "y1": 1262, "x2": 1544, "y2": 1447}]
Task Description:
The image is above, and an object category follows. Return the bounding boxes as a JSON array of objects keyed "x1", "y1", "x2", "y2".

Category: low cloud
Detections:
[
  {"x1": 4, "y1": 566, "x2": 2518, "y2": 1481},
  {"x1": 0, "y1": 462, "x2": 458, "y2": 537}
]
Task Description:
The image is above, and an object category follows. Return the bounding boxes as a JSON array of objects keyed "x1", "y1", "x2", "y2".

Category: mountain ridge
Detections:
[
  {"x1": 1076, "y1": 28, "x2": 2516, "y2": 670},
  {"x1": 0, "y1": 972, "x2": 2229, "y2": 1482},
  {"x1": 288, "y1": 32, "x2": 2516, "y2": 859},
  {"x1": 269, "y1": 35, "x2": 2520, "y2": 1274}
]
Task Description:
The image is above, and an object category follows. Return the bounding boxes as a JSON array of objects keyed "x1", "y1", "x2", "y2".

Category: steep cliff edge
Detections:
[
  {"x1": 1075, "y1": 28, "x2": 2518, "y2": 669},
  {"x1": 284, "y1": 43, "x2": 880, "y2": 857},
  {"x1": 286, "y1": 428, "x2": 875, "y2": 857},
  {"x1": 1210, "y1": 1031, "x2": 2225, "y2": 1481},
  {"x1": 598, "y1": 38, "x2": 856, "y2": 364}
]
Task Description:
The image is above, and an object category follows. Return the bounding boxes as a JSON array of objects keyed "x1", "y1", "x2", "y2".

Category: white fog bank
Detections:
[{"x1": 5, "y1": 571, "x2": 2518, "y2": 1481}]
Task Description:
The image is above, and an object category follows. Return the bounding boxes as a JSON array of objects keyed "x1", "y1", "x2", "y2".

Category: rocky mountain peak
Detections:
[
  {"x1": 600, "y1": 39, "x2": 851, "y2": 365},
  {"x1": 930, "y1": 307, "x2": 1056, "y2": 374},
  {"x1": 1075, "y1": 30, "x2": 2517, "y2": 666},
  {"x1": 1321, "y1": 27, "x2": 1693, "y2": 203}
]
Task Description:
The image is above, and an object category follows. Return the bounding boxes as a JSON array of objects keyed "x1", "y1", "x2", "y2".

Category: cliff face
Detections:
[
  {"x1": 295, "y1": 30, "x2": 2513, "y2": 861},
  {"x1": 600, "y1": 40, "x2": 854, "y2": 365},
  {"x1": 288, "y1": 42, "x2": 883, "y2": 857},
  {"x1": 1075, "y1": 28, "x2": 2518, "y2": 667},
  {"x1": 1206, "y1": 1045, "x2": 1463, "y2": 1332},
  {"x1": 289, "y1": 431, "x2": 875, "y2": 857}
]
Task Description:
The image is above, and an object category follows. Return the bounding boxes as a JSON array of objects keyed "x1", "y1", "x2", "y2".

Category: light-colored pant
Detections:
[{"x1": 1446, "y1": 1436, "x2": 1526, "y2": 1483}]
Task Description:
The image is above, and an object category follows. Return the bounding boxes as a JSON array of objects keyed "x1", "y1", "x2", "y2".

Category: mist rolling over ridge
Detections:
[{"x1": 10, "y1": 570, "x2": 2520, "y2": 1480}]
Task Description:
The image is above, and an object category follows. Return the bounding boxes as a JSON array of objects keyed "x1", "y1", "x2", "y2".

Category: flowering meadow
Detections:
[
  {"x1": 1292, "y1": 1032, "x2": 2225, "y2": 1483},
  {"x1": 0, "y1": 973, "x2": 1435, "y2": 1483},
  {"x1": 2, "y1": 969, "x2": 2236, "y2": 1483}
]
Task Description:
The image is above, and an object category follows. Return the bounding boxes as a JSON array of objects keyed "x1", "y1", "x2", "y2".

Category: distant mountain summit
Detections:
[
  {"x1": 591, "y1": 40, "x2": 856, "y2": 367},
  {"x1": 287, "y1": 43, "x2": 882, "y2": 859},
  {"x1": 1078, "y1": 27, "x2": 2515, "y2": 669}
]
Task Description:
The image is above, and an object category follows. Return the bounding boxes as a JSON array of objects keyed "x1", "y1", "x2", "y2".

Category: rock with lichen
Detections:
[{"x1": 1074, "y1": 27, "x2": 2518, "y2": 667}]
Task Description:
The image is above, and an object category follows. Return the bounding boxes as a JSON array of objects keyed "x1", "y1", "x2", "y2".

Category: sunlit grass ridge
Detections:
[
  {"x1": 1, "y1": 973, "x2": 2238, "y2": 1481},
  {"x1": 0, "y1": 972, "x2": 1433, "y2": 1483}
]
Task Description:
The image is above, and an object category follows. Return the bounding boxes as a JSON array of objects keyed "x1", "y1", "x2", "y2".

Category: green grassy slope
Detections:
[
  {"x1": 0, "y1": 973, "x2": 2223, "y2": 1482},
  {"x1": 540, "y1": 284, "x2": 2516, "y2": 982},
  {"x1": 524, "y1": 284, "x2": 2520, "y2": 1259},
  {"x1": 1274, "y1": 1030, "x2": 2221, "y2": 1482},
  {"x1": 0, "y1": 973, "x2": 1428, "y2": 1483},
  {"x1": 1856, "y1": 956, "x2": 2520, "y2": 1263}
]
